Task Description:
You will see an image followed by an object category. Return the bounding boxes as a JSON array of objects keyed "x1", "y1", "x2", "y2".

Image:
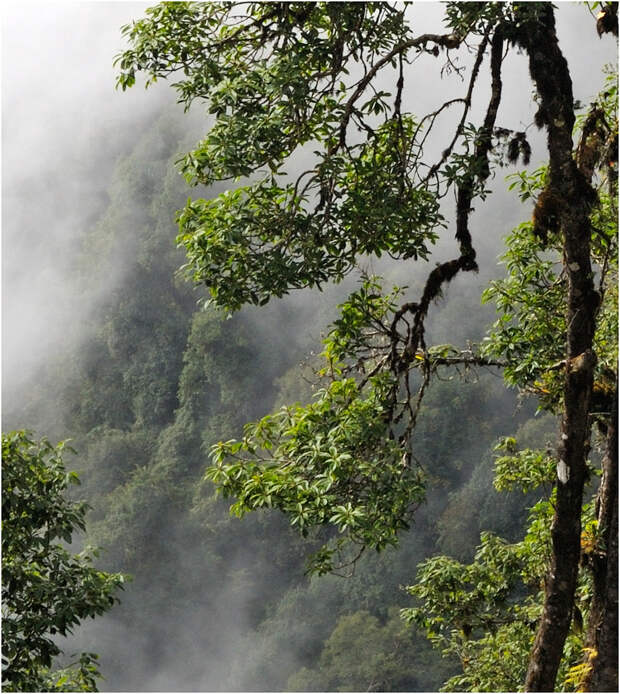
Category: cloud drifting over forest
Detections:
[{"x1": 2, "y1": 2, "x2": 163, "y2": 400}]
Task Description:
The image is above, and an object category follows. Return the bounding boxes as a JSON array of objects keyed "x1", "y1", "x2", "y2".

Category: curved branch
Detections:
[
  {"x1": 423, "y1": 29, "x2": 492, "y2": 184},
  {"x1": 396, "y1": 28, "x2": 505, "y2": 373},
  {"x1": 332, "y1": 32, "x2": 464, "y2": 153}
]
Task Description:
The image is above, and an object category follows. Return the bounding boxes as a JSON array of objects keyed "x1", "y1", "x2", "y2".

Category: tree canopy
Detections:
[
  {"x1": 1, "y1": 431, "x2": 125, "y2": 692},
  {"x1": 115, "y1": 2, "x2": 618, "y2": 691}
]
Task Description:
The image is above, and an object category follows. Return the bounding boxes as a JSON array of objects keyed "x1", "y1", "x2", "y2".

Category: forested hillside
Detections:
[
  {"x1": 2, "y1": 2, "x2": 617, "y2": 692},
  {"x1": 4, "y1": 98, "x2": 543, "y2": 690}
]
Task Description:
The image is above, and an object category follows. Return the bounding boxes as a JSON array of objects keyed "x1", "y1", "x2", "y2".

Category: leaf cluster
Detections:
[
  {"x1": 404, "y1": 502, "x2": 576, "y2": 691},
  {"x1": 482, "y1": 170, "x2": 617, "y2": 413},
  {"x1": 206, "y1": 373, "x2": 424, "y2": 574},
  {"x1": 320, "y1": 275, "x2": 402, "y2": 372},
  {"x1": 492, "y1": 437, "x2": 556, "y2": 494},
  {"x1": 1, "y1": 431, "x2": 125, "y2": 692},
  {"x1": 176, "y1": 115, "x2": 442, "y2": 310},
  {"x1": 405, "y1": 430, "x2": 604, "y2": 692}
]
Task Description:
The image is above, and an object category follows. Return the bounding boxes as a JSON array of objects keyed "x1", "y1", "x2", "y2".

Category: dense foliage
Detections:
[{"x1": 1, "y1": 432, "x2": 124, "y2": 692}]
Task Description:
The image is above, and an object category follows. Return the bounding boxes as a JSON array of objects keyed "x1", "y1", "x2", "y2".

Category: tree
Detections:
[
  {"x1": 403, "y1": 434, "x2": 606, "y2": 691},
  {"x1": 287, "y1": 608, "x2": 448, "y2": 692},
  {"x1": 1, "y1": 431, "x2": 125, "y2": 692},
  {"x1": 115, "y1": 2, "x2": 618, "y2": 690}
]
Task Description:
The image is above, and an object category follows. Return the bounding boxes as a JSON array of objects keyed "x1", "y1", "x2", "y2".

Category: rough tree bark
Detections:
[
  {"x1": 516, "y1": 4, "x2": 601, "y2": 690},
  {"x1": 583, "y1": 385, "x2": 618, "y2": 692}
]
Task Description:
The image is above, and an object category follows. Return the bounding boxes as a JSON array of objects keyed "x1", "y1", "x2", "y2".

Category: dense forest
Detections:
[{"x1": 2, "y1": 2, "x2": 617, "y2": 692}]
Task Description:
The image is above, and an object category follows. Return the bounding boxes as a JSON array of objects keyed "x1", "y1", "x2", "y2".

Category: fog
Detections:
[
  {"x1": 2, "y1": 2, "x2": 616, "y2": 692},
  {"x1": 2, "y1": 1, "x2": 614, "y2": 399},
  {"x1": 2, "y1": 1, "x2": 162, "y2": 400}
]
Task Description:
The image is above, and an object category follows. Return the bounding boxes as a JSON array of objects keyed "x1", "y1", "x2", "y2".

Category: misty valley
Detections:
[{"x1": 2, "y1": 2, "x2": 617, "y2": 693}]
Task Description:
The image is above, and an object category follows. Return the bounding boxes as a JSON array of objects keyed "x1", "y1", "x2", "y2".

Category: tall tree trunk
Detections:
[
  {"x1": 515, "y1": 4, "x2": 599, "y2": 690},
  {"x1": 584, "y1": 385, "x2": 618, "y2": 692}
]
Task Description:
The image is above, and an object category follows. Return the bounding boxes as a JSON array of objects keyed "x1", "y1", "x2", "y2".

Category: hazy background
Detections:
[
  {"x1": 3, "y1": 1, "x2": 166, "y2": 400},
  {"x1": 3, "y1": 1, "x2": 614, "y2": 398}
]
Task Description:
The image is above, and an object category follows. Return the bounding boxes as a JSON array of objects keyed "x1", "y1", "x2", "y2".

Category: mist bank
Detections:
[{"x1": 3, "y1": 2, "x2": 162, "y2": 402}]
